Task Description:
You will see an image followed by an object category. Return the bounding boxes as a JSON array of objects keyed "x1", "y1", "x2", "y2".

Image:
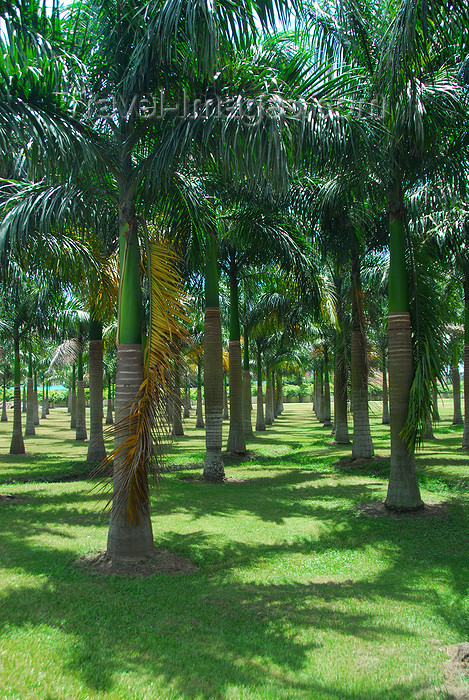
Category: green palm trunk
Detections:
[
  {"x1": 107, "y1": 190, "x2": 154, "y2": 561},
  {"x1": 203, "y1": 232, "x2": 225, "y2": 480},
  {"x1": 10, "y1": 333, "x2": 25, "y2": 455},
  {"x1": 226, "y1": 263, "x2": 246, "y2": 454},
  {"x1": 87, "y1": 317, "x2": 106, "y2": 461},
  {"x1": 385, "y1": 191, "x2": 423, "y2": 510}
]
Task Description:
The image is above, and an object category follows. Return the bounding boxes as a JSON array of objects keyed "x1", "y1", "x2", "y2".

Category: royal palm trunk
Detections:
[
  {"x1": 223, "y1": 372, "x2": 229, "y2": 420},
  {"x1": 265, "y1": 368, "x2": 274, "y2": 425},
  {"x1": 351, "y1": 255, "x2": 374, "y2": 459},
  {"x1": 41, "y1": 376, "x2": 47, "y2": 420},
  {"x1": 10, "y1": 334, "x2": 25, "y2": 455},
  {"x1": 255, "y1": 343, "x2": 265, "y2": 431},
  {"x1": 203, "y1": 232, "x2": 224, "y2": 480},
  {"x1": 106, "y1": 376, "x2": 113, "y2": 425},
  {"x1": 276, "y1": 373, "x2": 284, "y2": 415},
  {"x1": 25, "y1": 355, "x2": 35, "y2": 437},
  {"x1": 171, "y1": 364, "x2": 184, "y2": 436},
  {"x1": 462, "y1": 274, "x2": 469, "y2": 449},
  {"x1": 1, "y1": 377, "x2": 7, "y2": 422},
  {"x1": 107, "y1": 182, "x2": 153, "y2": 560},
  {"x1": 76, "y1": 335, "x2": 87, "y2": 441},
  {"x1": 87, "y1": 318, "x2": 106, "y2": 462},
  {"x1": 226, "y1": 265, "x2": 246, "y2": 453},
  {"x1": 385, "y1": 188, "x2": 422, "y2": 510},
  {"x1": 382, "y1": 351, "x2": 390, "y2": 424},
  {"x1": 242, "y1": 330, "x2": 253, "y2": 438},
  {"x1": 322, "y1": 346, "x2": 332, "y2": 428},
  {"x1": 33, "y1": 372, "x2": 39, "y2": 426},
  {"x1": 334, "y1": 352, "x2": 350, "y2": 444},
  {"x1": 22, "y1": 385, "x2": 26, "y2": 413},
  {"x1": 452, "y1": 348, "x2": 463, "y2": 424},
  {"x1": 195, "y1": 358, "x2": 204, "y2": 428},
  {"x1": 70, "y1": 366, "x2": 77, "y2": 430}
]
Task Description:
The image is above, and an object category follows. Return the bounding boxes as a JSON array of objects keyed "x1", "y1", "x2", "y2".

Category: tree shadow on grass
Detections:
[{"x1": 0, "y1": 481, "x2": 468, "y2": 697}]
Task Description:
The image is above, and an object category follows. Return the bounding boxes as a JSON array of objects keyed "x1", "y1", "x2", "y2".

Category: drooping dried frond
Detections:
[
  {"x1": 48, "y1": 338, "x2": 80, "y2": 371},
  {"x1": 94, "y1": 230, "x2": 190, "y2": 525}
]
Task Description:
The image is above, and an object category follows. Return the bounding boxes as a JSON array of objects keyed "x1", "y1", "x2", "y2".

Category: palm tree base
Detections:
[{"x1": 203, "y1": 450, "x2": 225, "y2": 481}]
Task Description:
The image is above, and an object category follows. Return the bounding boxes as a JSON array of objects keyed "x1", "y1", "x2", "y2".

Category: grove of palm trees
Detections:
[{"x1": 1, "y1": 0, "x2": 469, "y2": 697}]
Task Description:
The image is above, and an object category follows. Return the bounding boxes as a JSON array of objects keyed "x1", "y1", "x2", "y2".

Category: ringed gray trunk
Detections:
[
  {"x1": 106, "y1": 396, "x2": 114, "y2": 425},
  {"x1": 76, "y1": 380, "x2": 88, "y2": 441},
  {"x1": 351, "y1": 330, "x2": 374, "y2": 459},
  {"x1": 70, "y1": 388, "x2": 77, "y2": 429},
  {"x1": 385, "y1": 313, "x2": 423, "y2": 510},
  {"x1": 22, "y1": 386, "x2": 26, "y2": 413},
  {"x1": 87, "y1": 339, "x2": 107, "y2": 462},
  {"x1": 10, "y1": 385, "x2": 25, "y2": 454},
  {"x1": 196, "y1": 386, "x2": 205, "y2": 428},
  {"x1": 226, "y1": 341, "x2": 246, "y2": 453},
  {"x1": 463, "y1": 345, "x2": 469, "y2": 449},
  {"x1": 256, "y1": 386, "x2": 265, "y2": 431},
  {"x1": 41, "y1": 398, "x2": 47, "y2": 419},
  {"x1": 67, "y1": 385, "x2": 72, "y2": 412},
  {"x1": 107, "y1": 344, "x2": 154, "y2": 560},
  {"x1": 203, "y1": 307, "x2": 225, "y2": 481},
  {"x1": 223, "y1": 382, "x2": 229, "y2": 420},
  {"x1": 25, "y1": 378, "x2": 35, "y2": 436},
  {"x1": 423, "y1": 417, "x2": 434, "y2": 439},
  {"x1": 452, "y1": 366, "x2": 463, "y2": 424},
  {"x1": 323, "y1": 379, "x2": 332, "y2": 428},
  {"x1": 265, "y1": 373, "x2": 274, "y2": 426},
  {"x1": 334, "y1": 354, "x2": 350, "y2": 444},
  {"x1": 171, "y1": 372, "x2": 184, "y2": 436},
  {"x1": 275, "y1": 374, "x2": 283, "y2": 415},
  {"x1": 183, "y1": 387, "x2": 190, "y2": 419},
  {"x1": 242, "y1": 369, "x2": 253, "y2": 438},
  {"x1": 33, "y1": 389, "x2": 39, "y2": 426},
  {"x1": 382, "y1": 363, "x2": 390, "y2": 425}
]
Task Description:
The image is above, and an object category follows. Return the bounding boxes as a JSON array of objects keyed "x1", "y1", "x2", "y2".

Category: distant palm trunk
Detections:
[
  {"x1": 106, "y1": 376, "x2": 114, "y2": 425},
  {"x1": 463, "y1": 274, "x2": 469, "y2": 449},
  {"x1": 87, "y1": 321, "x2": 107, "y2": 461},
  {"x1": 195, "y1": 359, "x2": 205, "y2": 428},
  {"x1": 223, "y1": 371, "x2": 229, "y2": 420},
  {"x1": 322, "y1": 346, "x2": 332, "y2": 428},
  {"x1": 265, "y1": 368, "x2": 274, "y2": 425},
  {"x1": 70, "y1": 366, "x2": 77, "y2": 429},
  {"x1": 76, "y1": 335, "x2": 87, "y2": 441},
  {"x1": 1, "y1": 376, "x2": 7, "y2": 422},
  {"x1": 10, "y1": 334, "x2": 25, "y2": 455},
  {"x1": 351, "y1": 255, "x2": 374, "y2": 459},
  {"x1": 382, "y1": 351, "x2": 390, "y2": 424},
  {"x1": 334, "y1": 353, "x2": 350, "y2": 444},
  {"x1": 452, "y1": 362, "x2": 463, "y2": 425},
  {"x1": 25, "y1": 377, "x2": 35, "y2": 436},
  {"x1": 255, "y1": 342, "x2": 265, "y2": 431},
  {"x1": 33, "y1": 372, "x2": 39, "y2": 426},
  {"x1": 275, "y1": 373, "x2": 284, "y2": 415},
  {"x1": 172, "y1": 364, "x2": 184, "y2": 436},
  {"x1": 203, "y1": 233, "x2": 224, "y2": 481},
  {"x1": 226, "y1": 261, "x2": 246, "y2": 453}
]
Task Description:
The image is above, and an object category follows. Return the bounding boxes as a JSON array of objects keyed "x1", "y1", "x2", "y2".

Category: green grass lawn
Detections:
[{"x1": 0, "y1": 400, "x2": 468, "y2": 699}]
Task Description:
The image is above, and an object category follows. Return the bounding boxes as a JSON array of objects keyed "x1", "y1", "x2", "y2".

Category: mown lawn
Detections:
[{"x1": 0, "y1": 399, "x2": 468, "y2": 699}]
